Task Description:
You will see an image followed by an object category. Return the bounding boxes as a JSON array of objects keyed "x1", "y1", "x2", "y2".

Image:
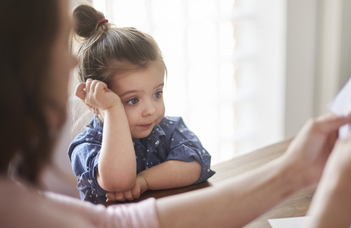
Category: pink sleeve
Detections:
[
  {"x1": 44, "y1": 192, "x2": 160, "y2": 228},
  {"x1": 106, "y1": 198, "x2": 160, "y2": 228}
]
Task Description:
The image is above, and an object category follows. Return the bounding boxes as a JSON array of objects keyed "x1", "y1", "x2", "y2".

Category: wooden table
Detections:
[{"x1": 105, "y1": 138, "x2": 315, "y2": 228}]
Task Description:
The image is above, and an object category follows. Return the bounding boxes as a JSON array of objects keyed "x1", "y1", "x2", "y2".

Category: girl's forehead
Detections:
[
  {"x1": 111, "y1": 61, "x2": 165, "y2": 82},
  {"x1": 111, "y1": 62, "x2": 165, "y2": 91}
]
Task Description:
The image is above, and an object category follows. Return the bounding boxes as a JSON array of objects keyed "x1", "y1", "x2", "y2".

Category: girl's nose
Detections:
[{"x1": 142, "y1": 100, "x2": 156, "y2": 116}]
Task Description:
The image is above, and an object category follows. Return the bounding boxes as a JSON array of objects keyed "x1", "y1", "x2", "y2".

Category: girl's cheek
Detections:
[
  {"x1": 159, "y1": 102, "x2": 166, "y2": 115},
  {"x1": 123, "y1": 108, "x2": 135, "y2": 123}
]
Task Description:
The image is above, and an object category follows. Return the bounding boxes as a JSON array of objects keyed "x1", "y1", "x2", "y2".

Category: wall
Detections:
[
  {"x1": 284, "y1": 0, "x2": 351, "y2": 137},
  {"x1": 284, "y1": 0, "x2": 317, "y2": 138}
]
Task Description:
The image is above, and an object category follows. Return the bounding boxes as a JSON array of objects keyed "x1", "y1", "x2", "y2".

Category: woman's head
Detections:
[
  {"x1": 0, "y1": 0, "x2": 77, "y2": 184},
  {"x1": 73, "y1": 4, "x2": 166, "y2": 88}
]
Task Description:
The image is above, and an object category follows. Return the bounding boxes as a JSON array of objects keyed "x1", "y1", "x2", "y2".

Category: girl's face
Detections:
[
  {"x1": 110, "y1": 61, "x2": 165, "y2": 139},
  {"x1": 48, "y1": 0, "x2": 77, "y2": 128}
]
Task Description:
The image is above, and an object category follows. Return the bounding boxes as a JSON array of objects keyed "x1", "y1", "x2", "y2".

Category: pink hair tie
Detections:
[{"x1": 97, "y1": 19, "x2": 108, "y2": 26}]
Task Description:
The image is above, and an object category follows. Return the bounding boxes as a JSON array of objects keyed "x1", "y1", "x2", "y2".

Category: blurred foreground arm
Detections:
[
  {"x1": 156, "y1": 113, "x2": 351, "y2": 228},
  {"x1": 304, "y1": 128, "x2": 351, "y2": 228}
]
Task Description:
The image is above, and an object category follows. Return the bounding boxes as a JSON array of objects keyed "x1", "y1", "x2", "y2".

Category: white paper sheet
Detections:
[
  {"x1": 268, "y1": 216, "x2": 351, "y2": 228},
  {"x1": 268, "y1": 216, "x2": 309, "y2": 228},
  {"x1": 328, "y1": 77, "x2": 351, "y2": 139}
]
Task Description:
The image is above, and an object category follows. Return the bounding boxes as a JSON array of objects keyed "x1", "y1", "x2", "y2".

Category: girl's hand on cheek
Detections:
[
  {"x1": 105, "y1": 176, "x2": 148, "y2": 202},
  {"x1": 75, "y1": 79, "x2": 121, "y2": 113}
]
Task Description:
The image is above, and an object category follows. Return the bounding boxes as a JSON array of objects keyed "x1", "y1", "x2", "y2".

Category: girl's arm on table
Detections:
[
  {"x1": 98, "y1": 103, "x2": 136, "y2": 191},
  {"x1": 106, "y1": 160, "x2": 201, "y2": 202},
  {"x1": 75, "y1": 79, "x2": 136, "y2": 192},
  {"x1": 138, "y1": 160, "x2": 202, "y2": 189},
  {"x1": 156, "y1": 113, "x2": 351, "y2": 228},
  {"x1": 106, "y1": 117, "x2": 211, "y2": 202}
]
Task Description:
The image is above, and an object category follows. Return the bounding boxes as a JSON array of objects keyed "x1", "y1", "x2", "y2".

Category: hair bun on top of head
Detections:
[{"x1": 73, "y1": 4, "x2": 108, "y2": 39}]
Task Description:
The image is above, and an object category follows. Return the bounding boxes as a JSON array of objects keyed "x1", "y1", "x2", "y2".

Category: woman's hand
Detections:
[
  {"x1": 105, "y1": 175, "x2": 148, "y2": 202},
  {"x1": 75, "y1": 79, "x2": 121, "y2": 114},
  {"x1": 302, "y1": 121, "x2": 351, "y2": 228},
  {"x1": 326, "y1": 132, "x2": 351, "y2": 176},
  {"x1": 281, "y1": 113, "x2": 351, "y2": 189}
]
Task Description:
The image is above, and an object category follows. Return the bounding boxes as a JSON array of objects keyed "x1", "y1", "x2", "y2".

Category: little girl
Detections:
[{"x1": 68, "y1": 4, "x2": 215, "y2": 204}]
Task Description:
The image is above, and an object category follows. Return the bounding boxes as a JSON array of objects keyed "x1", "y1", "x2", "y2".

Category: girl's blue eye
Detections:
[
  {"x1": 127, "y1": 98, "x2": 139, "y2": 105},
  {"x1": 154, "y1": 91, "x2": 163, "y2": 99}
]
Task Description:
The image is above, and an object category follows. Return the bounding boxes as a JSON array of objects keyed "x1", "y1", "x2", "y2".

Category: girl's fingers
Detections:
[
  {"x1": 74, "y1": 83, "x2": 86, "y2": 100},
  {"x1": 105, "y1": 192, "x2": 116, "y2": 202},
  {"x1": 124, "y1": 191, "x2": 134, "y2": 201},
  {"x1": 90, "y1": 79, "x2": 99, "y2": 94},
  {"x1": 96, "y1": 81, "x2": 107, "y2": 93},
  {"x1": 114, "y1": 192, "x2": 126, "y2": 201},
  {"x1": 94, "y1": 82, "x2": 108, "y2": 101},
  {"x1": 78, "y1": 79, "x2": 113, "y2": 110},
  {"x1": 132, "y1": 186, "x2": 141, "y2": 199},
  {"x1": 85, "y1": 78, "x2": 92, "y2": 95}
]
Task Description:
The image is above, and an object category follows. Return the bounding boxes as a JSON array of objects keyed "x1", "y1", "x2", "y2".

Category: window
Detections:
[{"x1": 90, "y1": 0, "x2": 286, "y2": 164}]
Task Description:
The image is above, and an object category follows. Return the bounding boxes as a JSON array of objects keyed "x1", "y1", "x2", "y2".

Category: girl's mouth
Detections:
[{"x1": 140, "y1": 123, "x2": 152, "y2": 128}]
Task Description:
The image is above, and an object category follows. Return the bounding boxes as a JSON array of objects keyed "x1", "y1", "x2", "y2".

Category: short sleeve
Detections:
[
  {"x1": 69, "y1": 138, "x2": 108, "y2": 203},
  {"x1": 44, "y1": 192, "x2": 160, "y2": 228},
  {"x1": 165, "y1": 118, "x2": 215, "y2": 184}
]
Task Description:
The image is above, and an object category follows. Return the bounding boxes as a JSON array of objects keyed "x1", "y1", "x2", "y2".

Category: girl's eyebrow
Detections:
[
  {"x1": 120, "y1": 90, "x2": 138, "y2": 98},
  {"x1": 120, "y1": 82, "x2": 164, "y2": 97},
  {"x1": 155, "y1": 82, "x2": 164, "y2": 89}
]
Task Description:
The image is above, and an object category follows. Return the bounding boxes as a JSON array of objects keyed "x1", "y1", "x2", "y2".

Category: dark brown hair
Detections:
[
  {"x1": 73, "y1": 4, "x2": 166, "y2": 88},
  {"x1": 0, "y1": 0, "x2": 60, "y2": 185}
]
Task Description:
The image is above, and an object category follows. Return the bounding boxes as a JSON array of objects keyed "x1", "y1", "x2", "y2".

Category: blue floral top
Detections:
[{"x1": 68, "y1": 116, "x2": 215, "y2": 204}]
